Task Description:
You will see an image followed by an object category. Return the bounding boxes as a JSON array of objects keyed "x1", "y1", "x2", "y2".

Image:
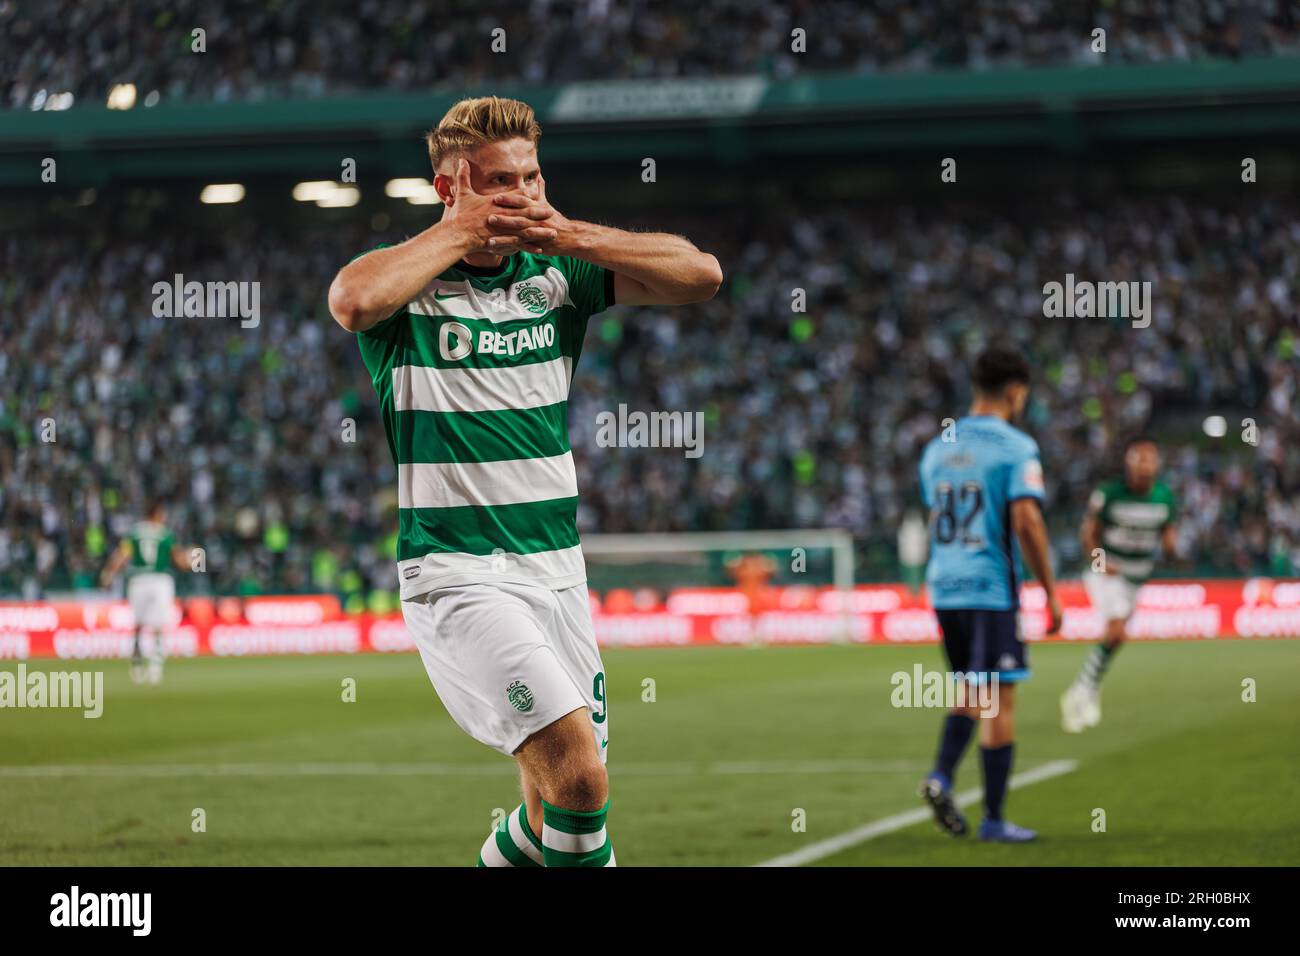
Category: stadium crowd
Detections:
[
  {"x1": 4, "y1": 0, "x2": 1298, "y2": 110},
  {"x1": 2, "y1": 189, "x2": 1297, "y2": 600}
]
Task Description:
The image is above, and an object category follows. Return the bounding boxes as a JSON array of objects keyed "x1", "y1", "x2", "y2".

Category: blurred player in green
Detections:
[
  {"x1": 1062, "y1": 437, "x2": 1178, "y2": 732},
  {"x1": 100, "y1": 501, "x2": 190, "y2": 685}
]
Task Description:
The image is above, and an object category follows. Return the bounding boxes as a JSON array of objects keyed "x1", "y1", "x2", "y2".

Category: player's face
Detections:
[
  {"x1": 443, "y1": 138, "x2": 542, "y2": 200},
  {"x1": 1125, "y1": 442, "x2": 1160, "y2": 489}
]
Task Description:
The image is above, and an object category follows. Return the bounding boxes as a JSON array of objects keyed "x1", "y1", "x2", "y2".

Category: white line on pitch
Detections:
[
  {"x1": 754, "y1": 758, "x2": 1080, "y2": 868},
  {"x1": 0, "y1": 758, "x2": 931, "y2": 779}
]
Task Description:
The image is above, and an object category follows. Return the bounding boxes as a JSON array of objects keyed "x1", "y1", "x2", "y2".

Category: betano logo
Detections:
[
  {"x1": 438, "y1": 320, "x2": 556, "y2": 361},
  {"x1": 50, "y1": 886, "x2": 151, "y2": 936}
]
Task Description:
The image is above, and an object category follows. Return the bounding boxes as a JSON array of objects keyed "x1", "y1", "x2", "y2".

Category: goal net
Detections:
[{"x1": 580, "y1": 529, "x2": 856, "y2": 644}]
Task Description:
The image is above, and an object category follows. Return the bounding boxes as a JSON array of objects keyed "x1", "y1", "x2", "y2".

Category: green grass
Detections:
[{"x1": 1, "y1": 640, "x2": 1297, "y2": 866}]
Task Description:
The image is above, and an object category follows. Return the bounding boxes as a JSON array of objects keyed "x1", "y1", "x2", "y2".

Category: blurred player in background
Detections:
[
  {"x1": 915, "y1": 346, "x2": 1063, "y2": 843},
  {"x1": 1061, "y1": 437, "x2": 1178, "y2": 733},
  {"x1": 100, "y1": 501, "x2": 189, "y2": 685},
  {"x1": 328, "y1": 96, "x2": 721, "y2": 867},
  {"x1": 726, "y1": 550, "x2": 777, "y2": 645}
]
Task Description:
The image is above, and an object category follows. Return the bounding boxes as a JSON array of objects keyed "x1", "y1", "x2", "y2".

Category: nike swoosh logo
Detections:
[
  {"x1": 434, "y1": 291, "x2": 466, "y2": 300},
  {"x1": 601, "y1": 738, "x2": 608, "y2": 749}
]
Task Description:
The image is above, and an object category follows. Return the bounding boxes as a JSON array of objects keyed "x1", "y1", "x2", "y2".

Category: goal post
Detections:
[{"x1": 580, "y1": 529, "x2": 857, "y2": 642}]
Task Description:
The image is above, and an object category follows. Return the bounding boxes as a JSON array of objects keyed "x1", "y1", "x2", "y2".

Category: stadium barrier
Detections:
[{"x1": 1, "y1": 580, "x2": 1298, "y2": 660}]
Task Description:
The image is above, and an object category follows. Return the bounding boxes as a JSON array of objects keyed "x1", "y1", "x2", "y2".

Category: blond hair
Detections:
[{"x1": 426, "y1": 96, "x2": 542, "y2": 173}]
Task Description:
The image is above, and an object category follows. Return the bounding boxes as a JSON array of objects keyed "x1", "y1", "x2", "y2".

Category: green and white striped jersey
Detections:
[
  {"x1": 355, "y1": 250, "x2": 614, "y2": 599},
  {"x1": 127, "y1": 521, "x2": 174, "y2": 577},
  {"x1": 1087, "y1": 479, "x2": 1177, "y2": 584}
]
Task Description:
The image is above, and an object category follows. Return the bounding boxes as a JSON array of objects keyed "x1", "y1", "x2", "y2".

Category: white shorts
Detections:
[
  {"x1": 402, "y1": 581, "x2": 608, "y2": 760},
  {"x1": 1084, "y1": 571, "x2": 1139, "y2": 622},
  {"x1": 127, "y1": 573, "x2": 175, "y2": 630}
]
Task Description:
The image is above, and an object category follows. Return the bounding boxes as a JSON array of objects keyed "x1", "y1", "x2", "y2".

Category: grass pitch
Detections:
[{"x1": 2, "y1": 639, "x2": 1296, "y2": 866}]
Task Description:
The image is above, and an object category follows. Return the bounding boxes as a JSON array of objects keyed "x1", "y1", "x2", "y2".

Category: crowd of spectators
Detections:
[
  {"x1": 5, "y1": 0, "x2": 1299, "y2": 111},
  {"x1": 2, "y1": 186, "x2": 1296, "y2": 600}
]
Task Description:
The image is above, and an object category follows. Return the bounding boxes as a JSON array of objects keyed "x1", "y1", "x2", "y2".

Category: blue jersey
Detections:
[{"x1": 919, "y1": 415, "x2": 1045, "y2": 611}]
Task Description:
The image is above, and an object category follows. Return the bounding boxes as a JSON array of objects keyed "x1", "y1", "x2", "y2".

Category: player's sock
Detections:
[
  {"x1": 148, "y1": 630, "x2": 165, "y2": 684},
  {"x1": 979, "y1": 743, "x2": 1014, "y2": 823},
  {"x1": 129, "y1": 629, "x2": 146, "y2": 683},
  {"x1": 541, "y1": 798, "x2": 614, "y2": 867},
  {"x1": 1079, "y1": 642, "x2": 1119, "y2": 688},
  {"x1": 931, "y1": 714, "x2": 976, "y2": 787},
  {"x1": 476, "y1": 803, "x2": 544, "y2": 867}
]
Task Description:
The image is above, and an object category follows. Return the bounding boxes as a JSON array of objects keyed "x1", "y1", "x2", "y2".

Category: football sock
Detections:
[
  {"x1": 1079, "y1": 642, "x2": 1119, "y2": 688},
  {"x1": 980, "y1": 743, "x2": 1014, "y2": 823},
  {"x1": 541, "y1": 798, "x2": 614, "y2": 867},
  {"x1": 476, "y1": 803, "x2": 543, "y2": 867},
  {"x1": 932, "y1": 714, "x2": 976, "y2": 788},
  {"x1": 148, "y1": 631, "x2": 165, "y2": 674}
]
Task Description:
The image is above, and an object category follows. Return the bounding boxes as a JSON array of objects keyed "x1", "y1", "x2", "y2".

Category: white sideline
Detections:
[
  {"x1": 0, "y1": 758, "x2": 931, "y2": 779},
  {"x1": 754, "y1": 758, "x2": 1080, "y2": 867}
]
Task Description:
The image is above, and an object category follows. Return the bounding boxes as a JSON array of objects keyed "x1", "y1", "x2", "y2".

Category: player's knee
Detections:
[
  {"x1": 549, "y1": 760, "x2": 608, "y2": 811},
  {"x1": 986, "y1": 682, "x2": 1014, "y2": 721}
]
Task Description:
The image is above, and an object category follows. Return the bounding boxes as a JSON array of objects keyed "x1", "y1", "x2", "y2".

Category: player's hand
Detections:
[
  {"x1": 1046, "y1": 593, "x2": 1064, "y2": 636},
  {"x1": 486, "y1": 175, "x2": 575, "y2": 255},
  {"x1": 443, "y1": 160, "x2": 556, "y2": 255}
]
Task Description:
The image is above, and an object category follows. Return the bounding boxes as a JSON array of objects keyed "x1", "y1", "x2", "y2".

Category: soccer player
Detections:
[
  {"x1": 1061, "y1": 436, "x2": 1177, "y2": 733},
  {"x1": 915, "y1": 347, "x2": 1063, "y2": 843},
  {"x1": 327, "y1": 96, "x2": 721, "y2": 867},
  {"x1": 100, "y1": 501, "x2": 189, "y2": 685}
]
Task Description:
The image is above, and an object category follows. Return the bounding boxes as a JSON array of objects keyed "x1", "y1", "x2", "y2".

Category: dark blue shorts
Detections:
[{"x1": 934, "y1": 608, "x2": 1030, "y2": 683}]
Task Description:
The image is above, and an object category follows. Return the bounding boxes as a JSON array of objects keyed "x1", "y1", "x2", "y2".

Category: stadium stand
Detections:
[
  {"x1": 3, "y1": 189, "x2": 1296, "y2": 598},
  {"x1": 4, "y1": 0, "x2": 1299, "y2": 111}
]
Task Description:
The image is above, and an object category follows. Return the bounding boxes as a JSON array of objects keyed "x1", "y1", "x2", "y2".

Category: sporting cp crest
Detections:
[
  {"x1": 506, "y1": 680, "x2": 534, "y2": 712},
  {"x1": 516, "y1": 283, "x2": 549, "y2": 314}
]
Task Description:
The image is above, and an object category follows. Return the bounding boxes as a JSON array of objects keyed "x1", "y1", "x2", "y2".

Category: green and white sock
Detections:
[
  {"x1": 476, "y1": 803, "x2": 544, "y2": 868},
  {"x1": 1079, "y1": 642, "x2": 1118, "y2": 688},
  {"x1": 541, "y1": 798, "x2": 615, "y2": 867}
]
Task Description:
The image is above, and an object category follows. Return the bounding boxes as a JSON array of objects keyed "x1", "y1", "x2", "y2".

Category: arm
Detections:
[
  {"x1": 327, "y1": 222, "x2": 476, "y2": 333},
  {"x1": 579, "y1": 226, "x2": 721, "y2": 306},
  {"x1": 99, "y1": 541, "x2": 130, "y2": 589},
  {"x1": 327, "y1": 159, "x2": 557, "y2": 333},
  {"x1": 1161, "y1": 523, "x2": 1179, "y2": 563},
  {"x1": 487, "y1": 177, "x2": 722, "y2": 306},
  {"x1": 171, "y1": 544, "x2": 193, "y2": 573},
  {"x1": 1011, "y1": 498, "x2": 1062, "y2": 634}
]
